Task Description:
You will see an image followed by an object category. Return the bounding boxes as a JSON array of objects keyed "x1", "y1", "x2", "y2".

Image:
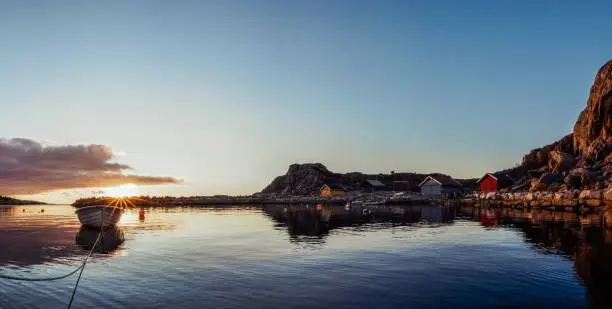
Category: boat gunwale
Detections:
[{"x1": 74, "y1": 205, "x2": 126, "y2": 214}]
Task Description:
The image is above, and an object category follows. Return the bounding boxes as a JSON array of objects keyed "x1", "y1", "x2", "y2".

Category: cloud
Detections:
[{"x1": 0, "y1": 138, "x2": 183, "y2": 195}]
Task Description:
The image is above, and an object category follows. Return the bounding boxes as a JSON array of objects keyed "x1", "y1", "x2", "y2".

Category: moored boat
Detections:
[{"x1": 75, "y1": 205, "x2": 124, "y2": 228}]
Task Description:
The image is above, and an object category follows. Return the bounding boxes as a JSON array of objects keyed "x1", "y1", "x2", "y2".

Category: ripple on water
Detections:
[{"x1": 0, "y1": 205, "x2": 603, "y2": 309}]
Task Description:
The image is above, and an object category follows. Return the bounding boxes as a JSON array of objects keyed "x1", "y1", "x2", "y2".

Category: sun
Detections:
[{"x1": 104, "y1": 183, "x2": 139, "y2": 198}]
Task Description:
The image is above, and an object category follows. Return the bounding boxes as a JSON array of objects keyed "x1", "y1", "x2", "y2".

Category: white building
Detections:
[{"x1": 418, "y1": 175, "x2": 463, "y2": 196}]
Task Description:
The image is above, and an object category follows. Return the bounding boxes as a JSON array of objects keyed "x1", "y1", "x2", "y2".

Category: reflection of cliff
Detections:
[
  {"x1": 263, "y1": 204, "x2": 454, "y2": 243},
  {"x1": 573, "y1": 228, "x2": 612, "y2": 309},
  {"x1": 460, "y1": 206, "x2": 612, "y2": 308}
]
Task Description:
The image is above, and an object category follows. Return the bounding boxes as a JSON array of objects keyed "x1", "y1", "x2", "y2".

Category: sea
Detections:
[{"x1": 0, "y1": 204, "x2": 610, "y2": 309}]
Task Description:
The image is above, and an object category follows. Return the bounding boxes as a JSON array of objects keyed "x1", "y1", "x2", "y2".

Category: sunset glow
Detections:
[{"x1": 104, "y1": 184, "x2": 139, "y2": 198}]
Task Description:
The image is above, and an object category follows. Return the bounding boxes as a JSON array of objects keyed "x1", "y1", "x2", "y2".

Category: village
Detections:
[
  {"x1": 281, "y1": 168, "x2": 612, "y2": 213},
  {"x1": 71, "y1": 171, "x2": 612, "y2": 211}
]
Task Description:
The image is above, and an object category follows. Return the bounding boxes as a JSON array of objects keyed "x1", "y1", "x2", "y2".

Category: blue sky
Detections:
[{"x1": 0, "y1": 1, "x2": 610, "y2": 202}]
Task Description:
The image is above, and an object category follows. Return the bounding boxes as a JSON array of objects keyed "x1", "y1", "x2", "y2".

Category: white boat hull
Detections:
[{"x1": 75, "y1": 205, "x2": 124, "y2": 228}]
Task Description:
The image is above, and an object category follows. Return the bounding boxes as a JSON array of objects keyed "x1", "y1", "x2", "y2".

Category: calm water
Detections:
[{"x1": 1, "y1": 204, "x2": 611, "y2": 309}]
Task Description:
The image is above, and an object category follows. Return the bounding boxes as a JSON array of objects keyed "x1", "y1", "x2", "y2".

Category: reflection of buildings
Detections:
[
  {"x1": 263, "y1": 204, "x2": 456, "y2": 243},
  {"x1": 459, "y1": 206, "x2": 612, "y2": 308}
]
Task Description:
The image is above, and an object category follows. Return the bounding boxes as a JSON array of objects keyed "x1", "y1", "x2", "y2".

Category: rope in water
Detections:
[
  {"x1": 67, "y1": 207, "x2": 116, "y2": 309},
  {"x1": 0, "y1": 212, "x2": 104, "y2": 282},
  {"x1": 0, "y1": 230, "x2": 102, "y2": 282},
  {"x1": 0, "y1": 206, "x2": 113, "y2": 309},
  {"x1": 67, "y1": 230, "x2": 101, "y2": 309}
]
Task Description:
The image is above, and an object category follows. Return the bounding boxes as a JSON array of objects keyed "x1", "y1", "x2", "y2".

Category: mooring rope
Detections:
[
  {"x1": 66, "y1": 230, "x2": 101, "y2": 309},
  {"x1": 0, "y1": 230, "x2": 103, "y2": 282},
  {"x1": 0, "y1": 206, "x2": 112, "y2": 309},
  {"x1": 0, "y1": 208, "x2": 104, "y2": 282},
  {"x1": 67, "y1": 206, "x2": 118, "y2": 309}
]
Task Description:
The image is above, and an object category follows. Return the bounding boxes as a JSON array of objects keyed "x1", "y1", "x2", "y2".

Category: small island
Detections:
[{"x1": 0, "y1": 196, "x2": 46, "y2": 205}]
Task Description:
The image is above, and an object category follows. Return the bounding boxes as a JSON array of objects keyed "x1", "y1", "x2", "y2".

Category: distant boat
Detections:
[
  {"x1": 350, "y1": 200, "x2": 364, "y2": 206},
  {"x1": 75, "y1": 205, "x2": 124, "y2": 228}
]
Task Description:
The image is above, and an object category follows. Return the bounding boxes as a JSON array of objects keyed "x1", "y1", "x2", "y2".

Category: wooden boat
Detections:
[{"x1": 75, "y1": 205, "x2": 124, "y2": 228}]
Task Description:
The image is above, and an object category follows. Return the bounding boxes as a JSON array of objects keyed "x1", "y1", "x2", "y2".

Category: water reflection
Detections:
[
  {"x1": 5, "y1": 204, "x2": 612, "y2": 309},
  {"x1": 262, "y1": 204, "x2": 456, "y2": 244},
  {"x1": 75, "y1": 226, "x2": 125, "y2": 254},
  {"x1": 459, "y1": 206, "x2": 612, "y2": 309},
  {"x1": 0, "y1": 205, "x2": 172, "y2": 268}
]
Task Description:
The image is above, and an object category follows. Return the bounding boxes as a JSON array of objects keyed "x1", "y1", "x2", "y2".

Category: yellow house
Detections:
[{"x1": 320, "y1": 184, "x2": 346, "y2": 197}]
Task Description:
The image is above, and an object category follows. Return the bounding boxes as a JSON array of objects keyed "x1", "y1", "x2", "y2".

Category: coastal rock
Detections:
[
  {"x1": 570, "y1": 167, "x2": 589, "y2": 177},
  {"x1": 605, "y1": 153, "x2": 612, "y2": 165},
  {"x1": 530, "y1": 173, "x2": 561, "y2": 192},
  {"x1": 259, "y1": 163, "x2": 472, "y2": 196},
  {"x1": 540, "y1": 191, "x2": 554, "y2": 201},
  {"x1": 573, "y1": 60, "x2": 612, "y2": 157},
  {"x1": 540, "y1": 172, "x2": 562, "y2": 185},
  {"x1": 485, "y1": 192, "x2": 497, "y2": 200},
  {"x1": 564, "y1": 174, "x2": 582, "y2": 189},
  {"x1": 582, "y1": 171, "x2": 602, "y2": 187},
  {"x1": 554, "y1": 191, "x2": 574, "y2": 200},
  {"x1": 605, "y1": 187, "x2": 612, "y2": 201},
  {"x1": 522, "y1": 147, "x2": 551, "y2": 169},
  {"x1": 579, "y1": 190, "x2": 602, "y2": 200},
  {"x1": 604, "y1": 164, "x2": 612, "y2": 176},
  {"x1": 586, "y1": 139, "x2": 611, "y2": 163},
  {"x1": 485, "y1": 61, "x2": 611, "y2": 195},
  {"x1": 260, "y1": 163, "x2": 339, "y2": 195},
  {"x1": 548, "y1": 151, "x2": 577, "y2": 172}
]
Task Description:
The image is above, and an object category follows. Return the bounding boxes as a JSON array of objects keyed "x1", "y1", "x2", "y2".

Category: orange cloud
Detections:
[{"x1": 0, "y1": 138, "x2": 183, "y2": 195}]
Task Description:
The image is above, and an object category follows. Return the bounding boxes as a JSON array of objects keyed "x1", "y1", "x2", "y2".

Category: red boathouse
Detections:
[{"x1": 477, "y1": 173, "x2": 513, "y2": 192}]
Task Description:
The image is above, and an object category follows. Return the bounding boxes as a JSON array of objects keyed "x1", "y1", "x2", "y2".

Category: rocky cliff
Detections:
[
  {"x1": 259, "y1": 163, "x2": 476, "y2": 196},
  {"x1": 500, "y1": 60, "x2": 612, "y2": 192},
  {"x1": 261, "y1": 61, "x2": 611, "y2": 196},
  {"x1": 574, "y1": 60, "x2": 612, "y2": 159}
]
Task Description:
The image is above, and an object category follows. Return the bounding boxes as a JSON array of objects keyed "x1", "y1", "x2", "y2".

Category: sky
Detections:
[{"x1": 0, "y1": 0, "x2": 610, "y2": 203}]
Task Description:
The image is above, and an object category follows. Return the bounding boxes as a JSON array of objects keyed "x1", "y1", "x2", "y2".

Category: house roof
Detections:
[
  {"x1": 418, "y1": 174, "x2": 462, "y2": 187},
  {"x1": 322, "y1": 183, "x2": 345, "y2": 190},
  {"x1": 477, "y1": 172, "x2": 514, "y2": 184},
  {"x1": 364, "y1": 179, "x2": 386, "y2": 187}
]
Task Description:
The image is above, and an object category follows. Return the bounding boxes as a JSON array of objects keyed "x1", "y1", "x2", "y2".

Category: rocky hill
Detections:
[
  {"x1": 259, "y1": 163, "x2": 476, "y2": 196},
  {"x1": 260, "y1": 61, "x2": 611, "y2": 196},
  {"x1": 500, "y1": 60, "x2": 611, "y2": 192}
]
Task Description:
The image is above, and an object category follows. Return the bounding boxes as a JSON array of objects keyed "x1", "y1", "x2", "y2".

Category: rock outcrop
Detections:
[
  {"x1": 260, "y1": 163, "x2": 340, "y2": 196},
  {"x1": 262, "y1": 62, "x2": 612, "y2": 197},
  {"x1": 573, "y1": 60, "x2": 612, "y2": 159},
  {"x1": 495, "y1": 60, "x2": 612, "y2": 193},
  {"x1": 259, "y1": 163, "x2": 476, "y2": 196}
]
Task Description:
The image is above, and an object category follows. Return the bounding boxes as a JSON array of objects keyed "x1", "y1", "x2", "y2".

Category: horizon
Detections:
[{"x1": 1, "y1": 1, "x2": 611, "y2": 204}]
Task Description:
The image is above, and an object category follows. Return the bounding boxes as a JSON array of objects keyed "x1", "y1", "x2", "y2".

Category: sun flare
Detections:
[{"x1": 104, "y1": 183, "x2": 139, "y2": 198}]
